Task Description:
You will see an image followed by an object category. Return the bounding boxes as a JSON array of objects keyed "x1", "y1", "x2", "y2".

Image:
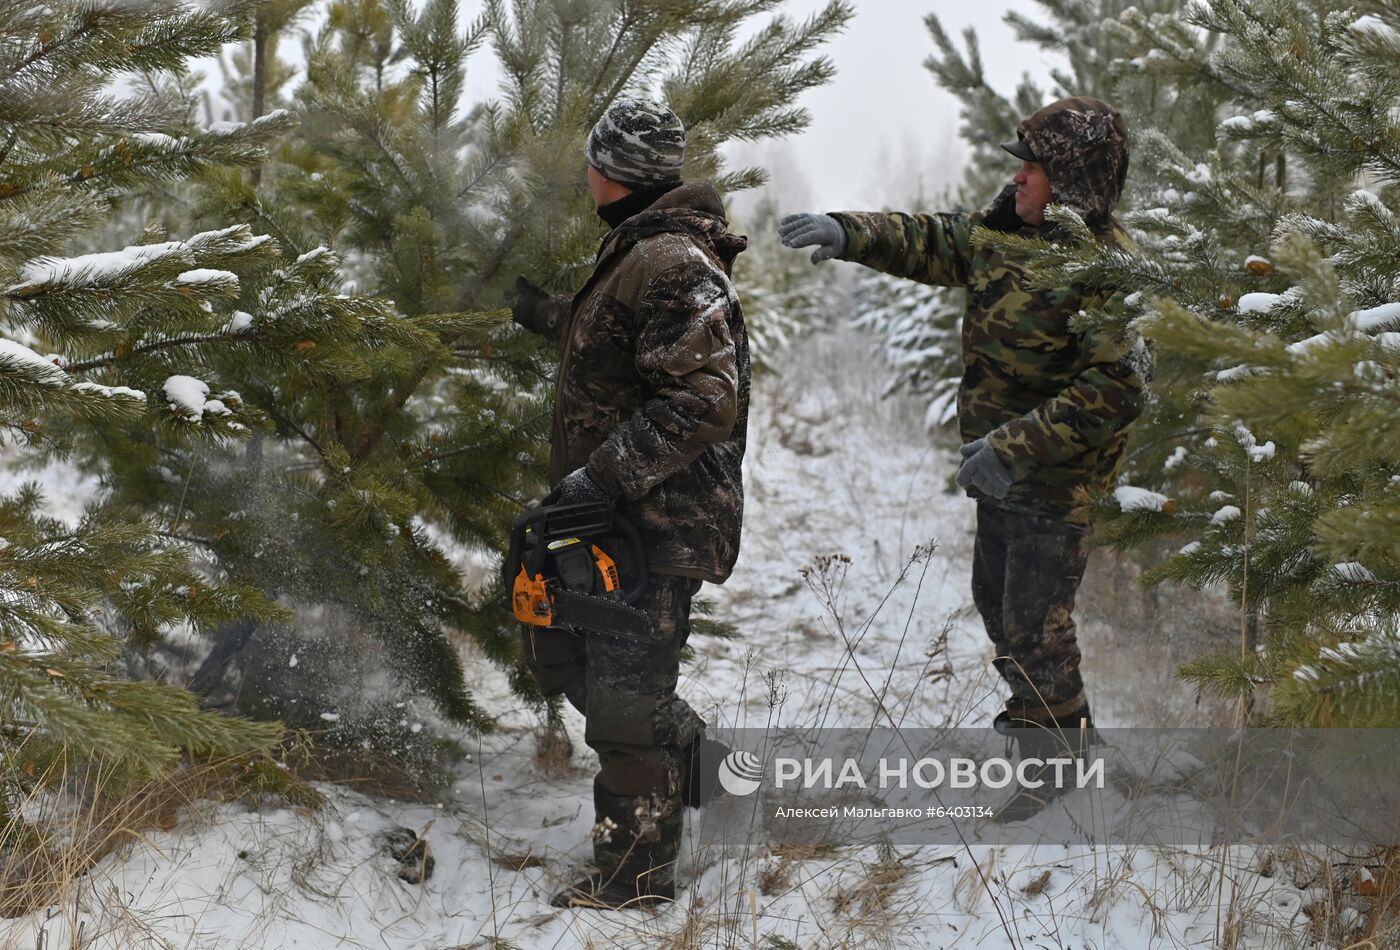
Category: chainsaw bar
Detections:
[{"x1": 551, "y1": 589, "x2": 651, "y2": 637}]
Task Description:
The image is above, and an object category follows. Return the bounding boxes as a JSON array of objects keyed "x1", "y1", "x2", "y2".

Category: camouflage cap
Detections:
[
  {"x1": 1005, "y1": 96, "x2": 1129, "y2": 222},
  {"x1": 585, "y1": 98, "x2": 686, "y2": 189}
]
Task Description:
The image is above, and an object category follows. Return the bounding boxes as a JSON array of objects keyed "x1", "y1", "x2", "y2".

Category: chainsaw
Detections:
[{"x1": 505, "y1": 501, "x2": 650, "y2": 637}]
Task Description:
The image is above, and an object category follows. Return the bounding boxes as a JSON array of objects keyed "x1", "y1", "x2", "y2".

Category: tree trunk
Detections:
[{"x1": 250, "y1": 16, "x2": 268, "y2": 185}]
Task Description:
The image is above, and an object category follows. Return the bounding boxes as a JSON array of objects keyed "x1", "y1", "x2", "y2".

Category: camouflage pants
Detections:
[
  {"x1": 971, "y1": 504, "x2": 1090, "y2": 722},
  {"x1": 519, "y1": 574, "x2": 705, "y2": 884}
]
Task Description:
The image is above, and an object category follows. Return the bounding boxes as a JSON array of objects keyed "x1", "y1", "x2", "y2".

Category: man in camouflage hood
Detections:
[
  {"x1": 510, "y1": 97, "x2": 750, "y2": 907},
  {"x1": 779, "y1": 96, "x2": 1142, "y2": 818},
  {"x1": 1004, "y1": 95, "x2": 1129, "y2": 223}
]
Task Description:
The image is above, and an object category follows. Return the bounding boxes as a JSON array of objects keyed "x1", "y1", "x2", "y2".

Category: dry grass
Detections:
[
  {"x1": 831, "y1": 843, "x2": 912, "y2": 918},
  {"x1": 1022, "y1": 868, "x2": 1051, "y2": 896},
  {"x1": 758, "y1": 842, "x2": 838, "y2": 896},
  {"x1": 1277, "y1": 845, "x2": 1400, "y2": 948},
  {"x1": 533, "y1": 720, "x2": 578, "y2": 780},
  {"x1": 0, "y1": 751, "x2": 316, "y2": 924},
  {"x1": 491, "y1": 850, "x2": 548, "y2": 871}
]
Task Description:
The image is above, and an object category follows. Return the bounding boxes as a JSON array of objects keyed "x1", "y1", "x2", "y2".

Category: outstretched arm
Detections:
[
  {"x1": 832, "y1": 211, "x2": 975, "y2": 287},
  {"x1": 779, "y1": 210, "x2": 975, "y2": 287}
]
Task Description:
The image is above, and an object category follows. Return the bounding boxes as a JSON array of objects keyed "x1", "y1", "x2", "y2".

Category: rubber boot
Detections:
[
  {"x1": 681, "y1": 735, "x2": 732, "y2": 809},
  {"x1": 551, "y1": 785, "x2": 682, "y2": 909},
  {"x1": 991, "y1": 701, "x2": 1097, "y2": 824}
]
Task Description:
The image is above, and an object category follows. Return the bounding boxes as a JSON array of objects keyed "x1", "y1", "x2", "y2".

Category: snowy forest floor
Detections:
[{"x1": 0, "y1": 330, "x2": 1372, "y2": 949}]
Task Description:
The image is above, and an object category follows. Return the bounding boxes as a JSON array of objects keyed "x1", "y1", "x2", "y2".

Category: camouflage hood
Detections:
[
  {"x1": 1012, "y1": 96, "x2": 1129, "y2": 224},
  {"x1": 599, "y1": 181, "x2": 749, "y2": 275}
]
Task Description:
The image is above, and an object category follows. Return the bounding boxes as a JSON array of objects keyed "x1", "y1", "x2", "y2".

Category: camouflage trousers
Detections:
[
  {"x1": 971, "y1": 503, "x2": 1091, "y2": 722},
  {"x1": 519, "y1": 574, "x2": 705, "y2": 887}
]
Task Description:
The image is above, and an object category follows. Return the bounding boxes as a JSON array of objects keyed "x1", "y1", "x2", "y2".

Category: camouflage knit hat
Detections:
[
  {"x1": 585, "y1": 98, "x2": 686, "y2": 189},
  {"x1": 1001, "y1": 96, "x2": 1129, "y2": 222}
]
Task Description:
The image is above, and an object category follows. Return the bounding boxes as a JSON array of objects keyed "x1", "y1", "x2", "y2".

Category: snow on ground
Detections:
[{"x1": 1, "y1": 331, "x2": 1322, "y2": 949}]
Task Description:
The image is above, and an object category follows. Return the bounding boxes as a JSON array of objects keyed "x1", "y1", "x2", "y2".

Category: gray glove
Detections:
[
  {"x1": 955, "y1": 442, "x2": 1013, "y2": 499},
  {"x1": 778, "y1": 213, "x2": 846, "y2": 264},
  {"x1": 959, "y1": 438, "x2": 986, "y2": 460}
]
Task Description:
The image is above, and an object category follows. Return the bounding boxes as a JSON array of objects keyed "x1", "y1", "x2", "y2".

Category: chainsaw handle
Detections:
[
  {"x1": 505, "y1": 503, "x2": 648, "y2": 604},
  {"x1": 503, "y1": 509, "x2": 531, "y2": 599}
]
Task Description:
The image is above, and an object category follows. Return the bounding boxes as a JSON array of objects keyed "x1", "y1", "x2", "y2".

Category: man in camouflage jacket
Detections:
[
  {"x1": 780, "y1": 97, "x2": 1142, "y2": 763},
  {"x1": 511, "y1": 98, "x2": 749, "y2": 907}
]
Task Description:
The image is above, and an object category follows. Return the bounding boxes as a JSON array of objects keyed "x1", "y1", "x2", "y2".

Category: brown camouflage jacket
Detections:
[
  {"x1": 833, "y1": 192, "x2": 1144, "y2": 522},
  {"x1": 527, "y1": 181, "x2": 750, "y2": 582}
]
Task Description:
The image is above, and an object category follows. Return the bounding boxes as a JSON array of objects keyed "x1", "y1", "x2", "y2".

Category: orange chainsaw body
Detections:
[
  {"x1": 512, "y1": 542, "x2": 620, "y2": 627},
  {"x1": 504, "y1": 503, "x2": 647, "y2": 636}
]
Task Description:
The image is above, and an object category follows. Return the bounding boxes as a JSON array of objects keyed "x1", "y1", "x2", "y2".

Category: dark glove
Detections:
[
  {"x1": 955, "y1": 441, "x2": 1013, "y2": 499},
  {"x1": 544, "y1": 467, "x2": 612, "y2": 506},
  {"x1": 778, "y1": 213, "x2": 846, "y2": 264},
  {"x1": 507, "y1": 275, "x2": 549, "y2": 333},
  {"x1": 979, "y1": 183, "x2": 1023, "y2": 234}
]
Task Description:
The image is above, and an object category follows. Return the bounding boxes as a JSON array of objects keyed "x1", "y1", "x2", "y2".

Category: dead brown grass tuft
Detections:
[
  {"x1": 832, "y1": 844, "x2": 911, "y2": 919},
  {"x1": 759, "y1": 841, "x2": 839, "y2": 896},
  {"x1": 491, "y1": 850, "x2": 547, "y2": 871},
  {"x1": 533, "y1": 722, "x2": 576, "y2": 780},
  {"x1": 0, "y1": 750, "x2": 319, "y2": 921},
  {"x1": 1022, "y1": 868, "x2": 1052, "y2": 896}
]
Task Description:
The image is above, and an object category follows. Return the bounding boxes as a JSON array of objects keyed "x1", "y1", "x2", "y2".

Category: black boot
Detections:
[
  {"x1": 551, "y1": 786, "x2": 682, "y2": 910},
  {"x1": 993, "y1": 701, "x2": 1098, "y2": 751},
  {"x1": 991, "y1": 702, "x2": 1098, "y2": 824},
  {"x1": 681, "y1": 736, "x2": 732, "y2": 809},
  {"x1": 551, "y1": 866, "x2": 674, "y2": 910}
]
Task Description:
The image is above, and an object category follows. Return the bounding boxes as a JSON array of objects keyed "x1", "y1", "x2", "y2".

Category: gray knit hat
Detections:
[{"x1": 584, "y1": 98, "x2": 686, "y2": 188}]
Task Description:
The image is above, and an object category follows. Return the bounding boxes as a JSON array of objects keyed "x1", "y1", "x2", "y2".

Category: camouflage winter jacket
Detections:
[
  {"x1": 525, "y1": 181, "x2": 750, "y2": 583},
  {"x1": 833, "y1": 190, "x2": 1143, "y2": 522}
]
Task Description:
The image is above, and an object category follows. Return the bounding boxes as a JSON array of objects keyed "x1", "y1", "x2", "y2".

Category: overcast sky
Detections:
[{"x1": 724, "y1": 0, "x2": 1052, "y2": 212}]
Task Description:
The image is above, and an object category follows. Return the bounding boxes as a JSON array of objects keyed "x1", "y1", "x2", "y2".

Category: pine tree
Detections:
[
  {"x1": 83, "y1": 0, "x2": 855, "y2": 746},
  {"x1": 974, "y1": 0, "x2": 1400, "y2": 726},
  {"x1": 0, "y1": 0, "x2": 330, "y2": 825}
]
